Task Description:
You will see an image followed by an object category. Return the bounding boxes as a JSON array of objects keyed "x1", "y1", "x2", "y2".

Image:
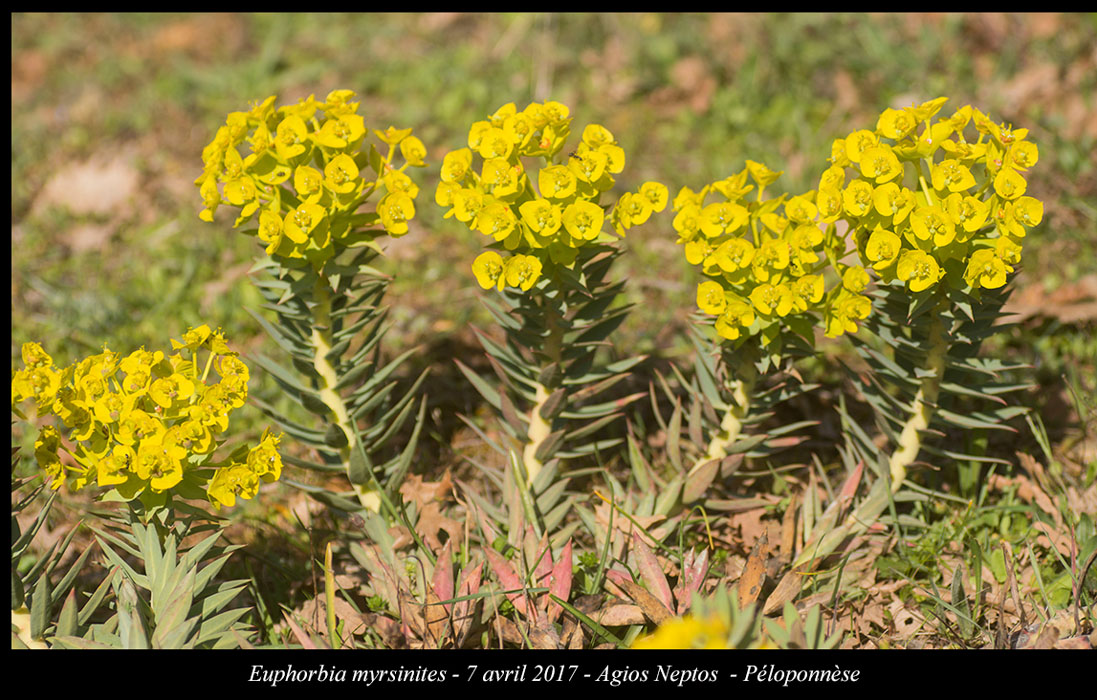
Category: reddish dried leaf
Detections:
[
  {"x1": 423, "y1": 588, "x2": 450, "y2": 648},
  {"x1": 484, "y1": 546, "x2": 531, "y2": 619},
  {"x1": 631, "y1": 532, "x2": 674, "y2": 612},
  {"x1": 452, "y1": 562, "x2": 483, "y2": 646},
  {"x1": 431, "y1": 538, "x2": 454, "y2": 615},
  {"x1": 547, "y1": 539, "x2": 573, "y2": 623},
  {"x1": 837, "y1": 461, "x2": 864, "y2": 507},
  {"x1": 283, "y1": 613, "x2": 319, "y2": 649},
  {"x1": 675, "y1": 548, "x2": 709, "y2": 615}
]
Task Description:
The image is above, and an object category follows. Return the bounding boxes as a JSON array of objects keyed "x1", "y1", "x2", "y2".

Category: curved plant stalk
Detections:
[
  {"x1": 794, "y1": 282, "x2": 1028, "y2": 569},
  {"x1": 459, "y1": 245, "x2": 645, "y2": 545},
  {"x1": 788, "y1": 98, "x2": 1041, "y2": 572},
  {"x1": 251, "y1": 254, "x2": 427, "y2": 514},
  {"x1": 442, "y1": 101, "x2": 662, "y2": 548}
]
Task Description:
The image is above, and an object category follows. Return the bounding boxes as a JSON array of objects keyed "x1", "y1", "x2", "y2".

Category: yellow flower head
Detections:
[
  {"x1": 441, "y1": 148, "x2": 474, "y2": 184},
  {"x1": 472, "y1": 251, "x2": 507, "y2": 291},
  {"x1": 910, "y1": 206, "x2": 956, "y2": 247},
  {"x1": 700, "y1": 201, "x2": 749, "y2": 238},
  {"x1": 842, "y1": 265, "x2": 870, "y2": 294},
  {"x1": 400, "y1": 136, "x2": 428, "y2": 167},
  {"x1": 504, "y1": 254, "x2": 543, "y2": 292},
  {"x1": 745, "y1": 160, "x2": 783, "y2": 189},
  {"x1": 697, "y1": 280, "x2": 727, "y2": 316},
  {"x1": 945, "y1": 193, "x2": 989, "y2": 236},
  {"x1": 638, "y1": 181, "x2": 669, "y2": 213},
  {"x1": 859, "y1": 145, "x2": 903, "y2": 183},
  {"x1": 476, "y1": 201, "x2": 518, "y2": 242},
  {"x1": 750, "y1": 283, "x2": 794, "y2": 317},
  {"x1": 964, "y1": 248, "x2": 1012, "y2": 290},
  {"x1": 633, "y1": 615, "x2": 730, "y2": 649},
  {"x1": 931, "y1": 159, "x2": 976, "y2": 193},
  {"x1": 993, "y1": 167, "x2": 1028, "y2": 200},
  {"x1": 539, "y1": 165, "x2": 578, "y2": 200},
  {"x1": 825, "y1": 291, "x2": 872, "y2": 338},
  {"x1": 865, "y1": 227, "x2": 902, "y2": 271},
  {"x1": 712, "y1": 237, "x2": 756, "y2": 273},
  {"x1": 519, "y1": 199, "x2": 563, "y2": 236},
  {"x1": 1005, "y1": 196, "x2": 1043, "y2": 237},
  {"x1": 876, "y1": 107, "x2": 918, "y2": 140},
  {"x1": 562, "y1": 200, "x2": 605, "y2": 241},
  {"x1": 896, "y1": 249, "x2": 941, "y2": 293},
  {"x1": 715, "y1": 299, "x2": 756, "y2": 341},
  {"x1": 842, "y1": 180, "x2": 875, "y2": 218},
  {"x1": 378, "y1": 193, "x2": 416, "y2": 237}
]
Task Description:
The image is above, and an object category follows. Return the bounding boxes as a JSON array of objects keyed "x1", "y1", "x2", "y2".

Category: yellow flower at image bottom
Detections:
[{"x1": 633, "y1": 616, "x2": 730, "y2": 649}]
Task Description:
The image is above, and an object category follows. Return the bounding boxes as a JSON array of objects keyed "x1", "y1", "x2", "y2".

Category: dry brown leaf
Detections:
[
  {"x1": 593, "y1": 603, "x2": 647, "y2": 627},
  {"x1": 567, "y1": 622, "x2": 585, "y2": 649},
  {"x1": 397, "y1": 587, "x2": 426, "y2": 642},
  {"x1": 615, "y1": 578, "x2": 672, "y2": 625},
  {"x1": 729, "y1": 507, "x2": 768, "y2": 545},
  {"x1": 529, "y1": 617, "x2": 563, "y2": 650},
  {"x1": 414, "y1": 501, "x2": 463, "y2": 553},
  {"x1": 762, "y1": 568, "x2": 802, "y2": 616},
  {"x1": 399, "y1": 470, "x2": 455, "y2": 510},
  {"x1": 888, "y1": 598, "x2": 925, "y2": 639},
  {"x1": 738, "y1": 533, "x2": 768, "y2": 609},
  {"x1": 1055, "y1": 636, "x2": 1093, "y2": 650},
  {"x1": 423, "y1": 588, "x2": 450, "y2": 648},
  {"x1": 367, "y1": 613, "x2": 406, "y2": 649},
  {"x1": 1032, "y1": 521, "x2": 1073, "y2": 558}
]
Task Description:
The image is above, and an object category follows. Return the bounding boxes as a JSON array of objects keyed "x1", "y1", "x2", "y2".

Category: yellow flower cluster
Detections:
[
  {"x1": 673, "y1": 160, "x2": 868, "y2": 341},
  {"x1": 437, "y1": 101, "x2": 667, "y2": 292},
  {"x1": 11, "y1": 327, "x2": 281, "y2": 509},
  {"x1": 195, "y1": 90, "x2": 426, "y2": 270},
  {"x1": 833, "y1": 97, "x2": 1041, "y2": 295},
  {"x1": 632, "y1": 614, "x2": 731, "y2": 649}
]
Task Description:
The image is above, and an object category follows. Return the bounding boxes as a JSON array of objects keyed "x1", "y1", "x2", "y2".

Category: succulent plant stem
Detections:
[
  {"x1": 793, "y1": 299, "x2": 948, "y2": 568},
  {"x1": 521, "y1": 302, "x2": 564, "y2": 484},
  {"x1": 309, "y1": 276, "x2": 378, "y2": 511}
]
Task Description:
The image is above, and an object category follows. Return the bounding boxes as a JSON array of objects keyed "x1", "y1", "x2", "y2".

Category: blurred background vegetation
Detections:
[{"x1": 11, "y1": 13, "x2": 1097, "y2": 646}]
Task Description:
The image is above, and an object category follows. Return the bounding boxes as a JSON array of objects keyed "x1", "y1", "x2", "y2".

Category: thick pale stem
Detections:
[
  {"x1": 887, "y1": 301, "x2": 947, "y2": 491},
  {"x1": 310, "y1": 277, "x2": 379, "y2": 512},
  {"x1": 521, "y1": 301, "x2": 564, "y2": 484},
  {"x1": 793, "y1": 299, "x2": 949, "y2": 568},
  {"x1": 522, "y1": 383, "x2": 553, "y2": 485},
  {"x1": 690, "y1": 370, "x2": 755, "y2": 477}
]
